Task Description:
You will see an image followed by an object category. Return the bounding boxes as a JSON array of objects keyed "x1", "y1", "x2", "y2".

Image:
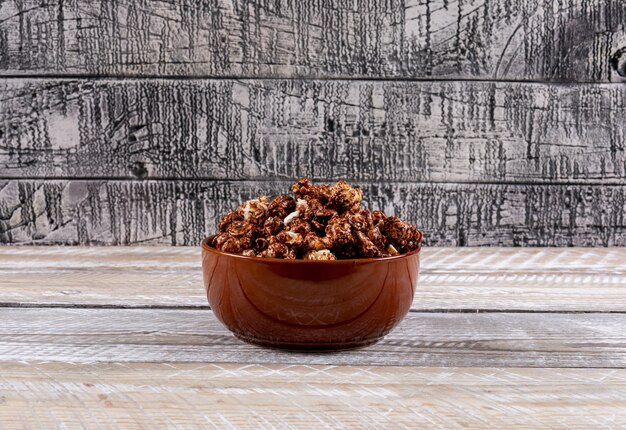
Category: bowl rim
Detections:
[{"x1": 201, "y1": 237, "x2": 421, "y2": 264}]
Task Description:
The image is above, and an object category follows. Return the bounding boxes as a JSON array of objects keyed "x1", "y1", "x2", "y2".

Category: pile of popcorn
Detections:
[{"x1": 206, "y1": 178, "x2": 423, "y2": 260}]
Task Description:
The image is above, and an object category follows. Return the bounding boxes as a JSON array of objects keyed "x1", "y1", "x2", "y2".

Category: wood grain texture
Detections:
[
  {"x1": 2, "y1": 79, "x2": 626, "y2": 183},
  {"x1": 1, "y1": 362, "x2": 625, "y2": 429},
  {"x1": 1, "y1": 307, "x2": 625, "y2": 367},
  {"x1": 2, "y1": 247, "x2": 626, "y2": 312},
  {"x1": 2, "y1": 179, "x2": 626, "y2": 246},
  {"x1": 0, "y1": 0, "x2": 625, "y2": 82}
]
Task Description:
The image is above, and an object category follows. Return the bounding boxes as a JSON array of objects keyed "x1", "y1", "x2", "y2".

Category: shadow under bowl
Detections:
[{"x1": 201, "y1": 239, "x2": 420, "y2": 350}]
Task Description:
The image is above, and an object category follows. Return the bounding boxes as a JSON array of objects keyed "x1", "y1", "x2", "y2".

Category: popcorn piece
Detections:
[
  {"x1": 304, "y1": 250, "x2": 337, "y2": 260},
  {"x1": 348, "y1": 202, "x2": 362, "y2": 213},
  {"x1": 258, "y1": 241, "x2": 289, "y2": 258},
  {"x1": 414, "y1": 229, "x2": 424, "y2": 244},
  {"x1": 366, "y1": 226, "x2": 386, "y2": 249},
  {"x1": 291, "y1": 178, "x2": 313, "y2": 198},
  {"x1": 382, "y1": 216, "x2": 422, "y2": 253},
  {"x1": 218, "y1": 211, "x2": 241, "y2": 233},
  {"x1": 332, "y1": 244, "x2": 360, "y2": 260},
  {"x1": 284, "y1": 248, "x2": 298, "y2": 259},
  {"x1": 276, "y1": 230, "x2": 304, "y2": 248},
  {"x1": 304, "y1": 232, "x2": 332, "y2": 251},
  {"x1": 387, "y1": 244, "x2": 399, "y2": 256},
  {"x1": 242, "y1": 249, "x2": 256, "y2": 257},
  {"x1": 345, "y1": 211, "x2": 370, "y2": 232},
  {"x1": 295, "y1": 198, "x2": 309, "y2": 214},
  {"x1": 403, "y1": 229, "x2": 423, "y2": 253},
  {"x1": 371, "y1": 210, "x2": 386, "y2": 227},
  {"x1": 310, "y1": 218, "x2": 326, "y2": 233},
  {"x1": 315, "y1": 207, "x2": 338, "y2": 219},
  {"x1": 382, "y1": 216, "x2": 415, "y2": 243},
  {"x1": 227, "y1": 221, "x2": 255, "y2": 238},
  {"x1": 213, "y1": 233, "x2": 231, "y2": 248},
  {"x1": 356, "y1": 231, "x2": 385, "y2": 258},
  {"x1": 329, "y1": 180, "x2": 362, "y2": 211},
  {"x1": 292, "y1": 178, "x2": 332, "y2": 203},
  {"x1": 220, "y1": 237, "x2": 243, "y2": 254},
  {"x1": 206, "y1": 234, "x2": 218, "y2": 248},
  {"x1": 239, "y1": 236, "x2": 254, "y2": 251},
  {"x1": 236, "y1": 196, "x2": 269, "y2": 226},
  {"x1": 255, "y1": 237, "x2": 269, "y2": 252},
  {"x1": 263, "y1": 216, "x2": 284, "y2": 236},
  {"x1": 325, "y1": 216, "x2": 355, "y2": 246},
  {"x1": 258, "y1": 239, "x2": 298, "y2": 259},
  {"x1": 287, "y1": 218, "x2": 313, "y2": 236},
  {"x1": 284, "y1": 210, "x2": 300, "y2": 225},
  {"x1": 297, "y1": 199, "x2": 339, "y2": 229},
  {"x1": 268, "y1": 195, "x2": 296, "y2": 218},
  {"x1": 307, "y1": 205, "x2": 337, "y2": 234}
]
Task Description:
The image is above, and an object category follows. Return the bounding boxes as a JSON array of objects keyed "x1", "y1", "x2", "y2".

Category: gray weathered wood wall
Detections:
[{"x1": 1, "y1": 0, "x2": 625, "y2": 246}]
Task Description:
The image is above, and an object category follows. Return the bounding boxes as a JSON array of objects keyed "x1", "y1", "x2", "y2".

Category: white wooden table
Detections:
[{"x1": 1, "y1": 247, "x2": 625, "y2": 429}]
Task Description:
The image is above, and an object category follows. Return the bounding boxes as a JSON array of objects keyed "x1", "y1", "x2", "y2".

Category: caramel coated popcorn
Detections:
[{"x1": 206, "y1": 178, "x2": 423, "y2": 259}]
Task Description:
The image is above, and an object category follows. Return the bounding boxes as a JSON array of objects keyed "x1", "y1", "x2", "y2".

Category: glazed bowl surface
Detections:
[{"x1": 201, "y1": 239, "x2": 420, "y2": 350}]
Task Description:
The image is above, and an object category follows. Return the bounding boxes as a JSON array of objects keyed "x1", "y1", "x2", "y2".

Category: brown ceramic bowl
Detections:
[{"x1": 201, "y1": 238, "x2": 420, "y2": 350}]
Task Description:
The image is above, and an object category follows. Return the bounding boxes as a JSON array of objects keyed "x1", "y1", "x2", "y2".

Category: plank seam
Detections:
[
  {"x1": 1, "y1": 303, "x2": 624, "y2": 314},
  {"x1": 2, "y1": 177, "x2": 626, "y2": 187},
  {"x1": 0, "y1": 74, "x2": 624, "y2": 85}
]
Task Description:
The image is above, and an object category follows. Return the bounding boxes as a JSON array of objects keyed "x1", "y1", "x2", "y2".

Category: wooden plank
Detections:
[
  {"x1": 1, "y1": 362, "x2": 625, "y2": 429},
  {"x1": 2, "y1": 247, "x2": 626, "y2": 312},
  {"x1": 1, "y1": 308, "x2": 625, "y2": 367},
  {"x1": 0, "y1": 0, "x2": 625, "y2": 82},
  {"x1": 2, "y1": 179, "x2": 626, "y2": 246},
  {"x1": 2, "y1": 79, "x2": 626, "y2": 183}
]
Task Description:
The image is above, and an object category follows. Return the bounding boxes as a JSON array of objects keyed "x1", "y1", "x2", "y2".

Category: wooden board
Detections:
[
  {"x1": 1, "y1": 307, "x2": 625, "y2": 367},
  {"x1": 1, "y1": 362, "x2": 625, "y2": 429},
  {"x1": 1, "y1": 247, "x2": 623, "y2": 427},
  {"x1": 0, "y1": 0, "x2": 625, "y2": 82},
  {"x1": 2, "y1": 179, "x2": 626, "y2": 246},
  {"x1": 2, "y1": 247, "x2": 626, "y2": 312},
  {"x1": 2, "y1": 79, "x2": 626, "y2": 183}
]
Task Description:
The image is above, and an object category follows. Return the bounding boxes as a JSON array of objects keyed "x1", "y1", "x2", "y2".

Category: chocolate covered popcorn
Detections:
[{"x1": 206, "y1": 178, "x2": 423, "y2": 259}]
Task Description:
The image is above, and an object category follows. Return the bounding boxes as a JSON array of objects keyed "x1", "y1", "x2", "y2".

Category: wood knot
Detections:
[
  {"x1": 326, "y1": 118, "x2": 336, "y2": 133},
  {"x1": 129, "y1": 161, "x2": 148, "y2": 179},
  {"x1": 610, "y1": 47, "x2": 626, "y2": 78}
]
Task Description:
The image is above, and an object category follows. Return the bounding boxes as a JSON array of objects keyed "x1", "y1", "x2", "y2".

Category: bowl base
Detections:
[{"x1": 233, "y1": 333, "x2": 382, "y2": 351}]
